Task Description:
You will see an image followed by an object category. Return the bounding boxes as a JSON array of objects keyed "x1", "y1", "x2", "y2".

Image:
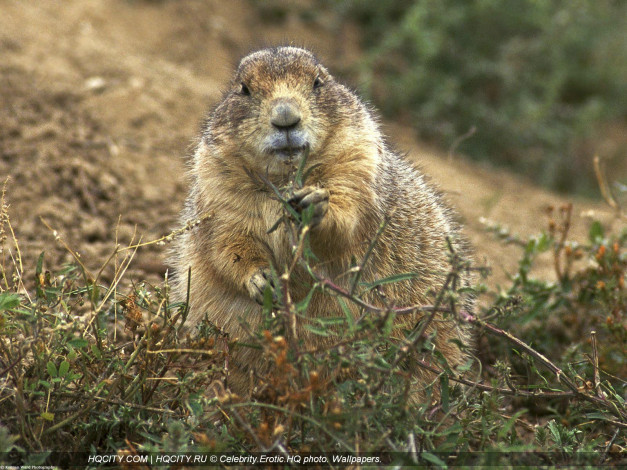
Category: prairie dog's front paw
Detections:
[
  {"x1": 246, "y1": 268, "x2": 274, "y2": 305},
  {"x1": 289, "y1": 186, "x2": 329, "y2": 227}
]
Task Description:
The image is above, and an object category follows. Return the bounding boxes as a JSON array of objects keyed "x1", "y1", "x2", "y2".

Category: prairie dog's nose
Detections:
[{"x1": 270, "y1": 99, "x2": 301, "y2": 129}]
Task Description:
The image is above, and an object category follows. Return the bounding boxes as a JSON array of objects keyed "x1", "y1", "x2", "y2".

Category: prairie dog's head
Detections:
[{"x1": 207, "y1": 47, "x2": 350, "y2": 175}]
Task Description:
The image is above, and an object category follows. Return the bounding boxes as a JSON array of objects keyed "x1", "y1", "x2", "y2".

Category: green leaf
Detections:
[
  {"x1": 363, "y1": 272, "x2": 417, "y2": 290},
  {"x1": 535, "y1": 232, "x2": 551, "y2": 252},
  {"x1": 373, "y1": 355, "x2": 392, "y2": 369},
  {"x1": 382, "y1": 310, "x2": 396, "y2": 336},
  {"x1": 337, "y1": 297, "x2": 355, "y2": 333},
  {"x1": 293, "y1": 144, "x2": 311, "y2": 188},
  {"x1": 0, "y1": 293, "x2": 20, "y2": 311},
  {"x1": 547, "y1": 420, "x2": 561, "y2": 445},
  {"x1": 186, "y1": 396, "x2": 204, "y2": 417},
  {"x1": 46, "y1": 361, "x2": 58, "y2": 378},
  {"x1": 295, "y1": 287, "x2": 315, "y2": 313},
  {"x1": 90, "y1": 344, "x2": 102, "y2": 360},
  {"x1": 38, "y1": 380, "x2": 51, "y2": 390},
  {"x1": 421, "y1": 452, "x2": 447, "y2": 467},
  {"x1": 68, "y1": 372, "x2": 82, "y2": 381},
  {"x1": 304, "y1": 324, "x2": 330, "y2": 337},
  {"x1": 302, "y1": 163, "x2": 322, "y2": 184},
  {"x1": 524, "y1": 238, "x2": 537, "y2": 255},
  {"x1": 314, "y1": 316, "x2": 345, "y2": 326},
  {"x1": 589, "y1": 220, "x2": 604, "y2": 243},
  {"x1": 497, "y1": 409, "x2": 528, "y2": 440},
  {"x1": 440, "y1": 374, "x2": 449, "y2": 413},
  {"x1": 36, "y1": 252, "x2": 45, "y2": 276},
  {"x1": 262, "y1": 285, "x2": 274, "y2": 313},
  {"x1": 58, "y1": 360, "x2": 70, "y2": 378},
  {"x1": 267, "y1": 216, "x2": 285, "y2": 234},
  {"x1": 536, "y1": 426, "x2": 547, "y2": 447},
  {"x1": 67, "y1": 338, "x2": 89, "y2": 349},
  {"x1": 87, "y1": 281, "x2": 100, "y2": 305},
  {"x1": 282, "y1": 200, "x2": 301, "y2": 221},
  {"x1": 40, "y1": 412, "x2": 55, "y2": 422}
]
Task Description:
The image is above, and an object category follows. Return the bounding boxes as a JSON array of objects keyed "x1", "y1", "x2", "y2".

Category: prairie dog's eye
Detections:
[
  {"x1": 313, "y1": 76, "x2": 323, "y2": 90},
  {"x1": 240, "y1": 82, "x2": 251, "y2": 96}
]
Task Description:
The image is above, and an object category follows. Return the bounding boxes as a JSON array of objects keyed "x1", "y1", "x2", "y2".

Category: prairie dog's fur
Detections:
[{"x1": 170, "y1": 47, "x2": 474, "y2": 400}]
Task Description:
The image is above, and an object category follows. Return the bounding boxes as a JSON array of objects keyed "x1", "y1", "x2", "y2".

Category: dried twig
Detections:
[{"x1": 467, "y1": 314, "x2": 627, "y2": 422}]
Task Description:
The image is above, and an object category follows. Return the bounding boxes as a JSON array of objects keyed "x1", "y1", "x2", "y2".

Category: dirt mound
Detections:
[
  {"x1": 0, "y1": 60, "x2": 175, "y2": 285},
  {"x1": 0, "y1": 0, "x2": 615, "y2": 291}
]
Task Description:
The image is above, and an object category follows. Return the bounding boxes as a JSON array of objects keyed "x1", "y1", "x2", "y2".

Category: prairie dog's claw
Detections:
[
  {"x1": 289, "y1": 186, "x2": 329, "y2": 227},
  {"x1": 246, "y1": 268, "x2": 274, "y2": 305}
]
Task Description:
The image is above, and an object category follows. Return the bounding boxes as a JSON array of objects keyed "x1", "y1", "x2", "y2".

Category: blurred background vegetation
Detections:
[{"x1": 314, "y1": 0, "x2": 627, "y2": 196}]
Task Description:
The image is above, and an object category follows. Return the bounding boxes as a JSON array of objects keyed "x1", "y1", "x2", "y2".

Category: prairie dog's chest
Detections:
[{"x1": 226, "y1": 191, "x2": 286, "y2": 248}]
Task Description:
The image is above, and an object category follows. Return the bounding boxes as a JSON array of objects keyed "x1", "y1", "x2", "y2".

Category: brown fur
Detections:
[{"x1": 169, "y1": 47, "x2": 474, "y2": 401}]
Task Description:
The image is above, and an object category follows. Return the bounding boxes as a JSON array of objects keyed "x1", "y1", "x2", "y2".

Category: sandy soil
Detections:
[{"x1": 0, "y1": 0, "x2": 616, "y2": 293}]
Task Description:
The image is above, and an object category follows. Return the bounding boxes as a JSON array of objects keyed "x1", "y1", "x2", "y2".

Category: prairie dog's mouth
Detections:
[
  {"x1": 272, "y1": 144, "x2": 308, "y2": 162},
  {"x1": 265, "y1": 130, "x2": 309, "y2": 162}
]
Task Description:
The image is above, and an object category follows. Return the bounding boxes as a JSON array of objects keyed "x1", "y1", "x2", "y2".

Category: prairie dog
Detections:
[{"x1": 170, "y1": 46, "x2": 474, "y2": 399}]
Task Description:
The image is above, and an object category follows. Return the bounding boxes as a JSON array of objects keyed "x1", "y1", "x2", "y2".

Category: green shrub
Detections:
[
  {"x1": 337, "y1": 0, "x2": 627, "y2": 194},
  {"x1": 1, "y1": 174, "x2": 625, "y2": 467}
]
